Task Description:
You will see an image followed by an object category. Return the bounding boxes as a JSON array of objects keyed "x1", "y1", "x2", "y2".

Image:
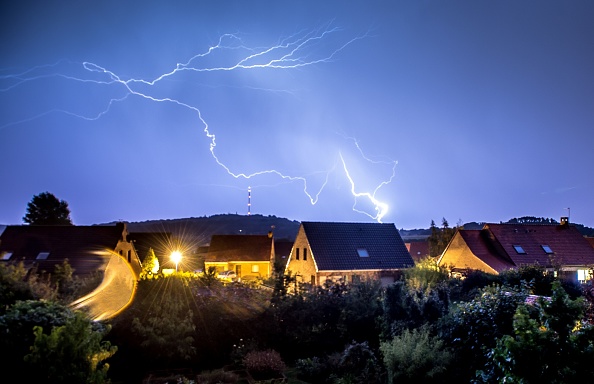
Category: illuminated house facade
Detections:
[
  {"x1": 204, "y1": 234, "x2": 275, "y2": 280},
  {"x1": 0, "y1": 222, "x2": 142, "y2": 278},
  {"x1": 437, "y1": 218, "x2": 594, "y2": 282},
  {"x1": 285, "y1": 222, "x2": 414, "y2": 287}
]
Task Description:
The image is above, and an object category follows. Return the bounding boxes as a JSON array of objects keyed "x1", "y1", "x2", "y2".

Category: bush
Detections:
[
  {"x1": 243, "y1": 349, "x2": 286, "y2": 379},
  {"x1": 195, "y1": 369, "x2": 239, "y2": 383},
  {"x1": 380, "y1": 327, "x2": 451, "y2": 384}
]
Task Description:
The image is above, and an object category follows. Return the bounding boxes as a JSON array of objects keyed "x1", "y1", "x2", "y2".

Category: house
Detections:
[
  {"x1": 437, "y1": 218, "x2": 594, "y2": 282},
  {"x1": 405, "y1": 241, "x2": 430, "y2": 263},
  {"x1": 0, "y1": 222, "x2": 142, "y2": 278},
  {"x1": 284, "y1": 221, "x2": 414, "y2": 287},
  {"x1": 204, "y1": 233, "x2": 275, "y2": 280}
]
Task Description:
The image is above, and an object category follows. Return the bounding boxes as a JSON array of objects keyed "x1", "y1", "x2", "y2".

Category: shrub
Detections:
[
  {"x1": 380, "y1": 326, "x2": 451, "y2": 384},
  {"x1": 243, "y1": 349, "x2": 286, "y2": 379},
  {"x1": 195, "y1": 369, "x2": 239, "y2": 383}
]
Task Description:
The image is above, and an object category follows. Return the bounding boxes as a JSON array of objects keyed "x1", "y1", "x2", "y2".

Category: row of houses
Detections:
[{"x1": 2, "y1": 217, "x2": 594, "y2": 291}]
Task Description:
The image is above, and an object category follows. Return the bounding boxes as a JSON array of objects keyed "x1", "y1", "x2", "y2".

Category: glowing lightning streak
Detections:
[
  {"x1": 339, "y1": 141, "x2": 397, "y2": 223},
  {"x1": 1, "y1": 22, "x2": 397, "y2": 221}
]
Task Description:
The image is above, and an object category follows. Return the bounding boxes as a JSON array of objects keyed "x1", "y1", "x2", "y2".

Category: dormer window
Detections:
[
  {"x1": 1, "y1": 252, "x2": 13, "y2": 260},
  {"x1": 357, "y1": 248, "x2": 369, "y2": 257},
  {"x1": 513, "y1": 245, "x2": 526, "y2": 254},
  {"x1": 541, "y1": 245, "x2": 554, "y2": 254},
  {"x1": 36, "y1": 252, "x2": 50, "y2": 260}
]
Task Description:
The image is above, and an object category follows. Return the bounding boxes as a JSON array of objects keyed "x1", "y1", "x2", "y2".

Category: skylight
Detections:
[
  {"x1": 541, "y1": 245, "x2": 554, "y2": 254},
  {"x1": 1, "y1": 252, "x2": 12, "y2": 260},
  {"x1": 513, "y1": 245, "x2": 526, "y2": 254},
  {"x1": 357, "y1": 248, "x2": 369, "y2": 257},
  {"x1": 36, "y1": 252, "x2": 50, "y2": 260}
]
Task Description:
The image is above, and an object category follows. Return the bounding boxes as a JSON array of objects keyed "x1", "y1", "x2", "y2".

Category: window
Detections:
[
  {"x1": 252, "y1": 265, "x2": 259, "y2": 273},
  {"x1": 513, "y1": 245, "x2": 526, "y2": 254},
  {"x1": 37, "y1": 252, "x2": 50, "y2": 260},
  {"x1": 303, "y1": 248, "x2": 307, "y2": 261},
  {"x1": 357, "y1": 248, "x2": 369, "y2": 257},
  {"x1": 578, "y1": 269, "x2": 590, "y2": 283},
  {"x1": 295, "y1": 248, "x2": 300, "y2": 260},
  {"x1": 541, "y1": 245, "x2": 554, "y2": 254},
  {"x1": 1, "y1": 252, "x2": 13, "y2": 260}
]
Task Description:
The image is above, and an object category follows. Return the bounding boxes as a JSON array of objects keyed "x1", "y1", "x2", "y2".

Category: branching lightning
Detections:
[{"x1": 0, "y1": 22, "x2": 397, "y2": 222}]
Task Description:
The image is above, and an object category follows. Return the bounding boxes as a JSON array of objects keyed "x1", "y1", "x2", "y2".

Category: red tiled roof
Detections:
[
  {"x1": 458, "y1": 230, "x2": 515, "y2": 272},
  {"x1": 205, "y1": 235, "x2": 273, "y2": 263},
  {"x1": 485, "y1": 223, "x2": 594, "y2": 267},
  {"x1": 405, "y1": 241, "x2": 429, "y2": 262},
  {"x1": 302, "y1": 222, "x2": 413, "y2": 271},
  {"x1": 0, "y1": 224, "x2": 125, "y2": 276}
]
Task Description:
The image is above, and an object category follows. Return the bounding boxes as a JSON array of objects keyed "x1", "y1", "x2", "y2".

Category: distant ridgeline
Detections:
[
  {"x1": 97, "y1": 214, "x2": 594, "y2": 245},
  {"x1": 99, "y1": 214, "x2": 301, "y2": 244}
]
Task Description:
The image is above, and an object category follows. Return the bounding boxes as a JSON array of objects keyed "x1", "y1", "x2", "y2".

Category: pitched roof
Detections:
[
  {"x1": 127, "y1": 231, "x2": 172, "y2": 263},
  {"x1": 301, "y1": 222, "x2": 413, "y2": 271},
  {"x1": 274, "y1": 239, "x2": 294, "y2": 260},
  {"x1": 485, "y1": 223, "x2": 594, "y2": 267},
  {"x1": 457, "y1": 229, "x2": 515, "y2": 272},
  {"x1": 0, "y1": 224, "x2": 126, "y2": 276},
  {"x1": 405, "y1": 241, "x2": 429, "y2": 262},
  {"x1": 205, "y1": 234, "x2": 273, "y2": 263}
]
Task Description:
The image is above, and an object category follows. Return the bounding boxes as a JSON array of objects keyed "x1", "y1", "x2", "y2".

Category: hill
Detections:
[
  {"x1": 99, "y1": 214, "x2": 301, "y2": 245},
  {"x1": 98, "y1": 214, "x2": 594, "y2": 246}
]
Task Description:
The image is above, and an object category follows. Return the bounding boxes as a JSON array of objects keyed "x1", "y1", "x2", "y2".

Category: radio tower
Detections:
[{"x1": 247, "y1": 186, "x2": 251, "y2": 216}]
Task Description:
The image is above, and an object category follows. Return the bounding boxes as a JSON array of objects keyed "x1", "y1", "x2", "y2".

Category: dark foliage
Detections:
[{"x1": 23, "y1": 191, "x2": 73, "y2": 225}]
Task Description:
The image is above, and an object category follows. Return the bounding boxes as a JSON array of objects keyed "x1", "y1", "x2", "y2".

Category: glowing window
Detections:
[
  {"x1": 541, "y1": 245, "x2": 554, "y2": 254},
  {"x1": 357, "y1": 248, "x2": 369, "y2": 257},
  {"x1": 251, "y1": 265, "x2": 259, "y2": 273},
  {"x1": 513, "y1": 245, "x2": 526, "y2": 254},
  {"x1": 578, "y1": 269, "x2": 589, "y2": 282},
  {"x1": 37, "y1": 252, "x2": 50, "y2": 260},
  {"x1": 1, "y1": 252, "x2": 13, "y2": 260}
]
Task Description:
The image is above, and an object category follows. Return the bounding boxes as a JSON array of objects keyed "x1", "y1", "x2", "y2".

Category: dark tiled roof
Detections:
[
  {"x1": 302, "y1": 222, "x2": 413, "y2": 271},
  {"x1": 205, "y1": 235, "x2": 273, "y2": 263},
  {"x1": 128, "y1": 232, "x2": 172, "y2": 263},
  {"x1": 274, "y1": 239, "x2": 294, "y2": 259},
  {"x1": 486, "y1": 223, "x2": 594, "y2": 267},
  {"x1": 0, "y1": 224, "x2": 125, "y2": 276}
]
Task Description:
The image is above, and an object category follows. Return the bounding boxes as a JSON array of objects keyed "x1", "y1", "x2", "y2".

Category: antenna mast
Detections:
[{"x1": 247, "y1": 186, "x2": 251, "y2": 216}]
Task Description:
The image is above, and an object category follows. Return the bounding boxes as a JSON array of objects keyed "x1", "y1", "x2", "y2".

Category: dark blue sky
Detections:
[{"x1": 1, "y1": 1, "x2": 593, "y2": 229}]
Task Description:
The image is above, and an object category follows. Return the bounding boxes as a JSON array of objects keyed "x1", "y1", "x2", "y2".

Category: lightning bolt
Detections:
[
  {"x1": 1, "y1": 22, "x2": 396, "y2": 222},
  {"x1": 339, "y1": 139, "x2": 397, "y2": 223}
]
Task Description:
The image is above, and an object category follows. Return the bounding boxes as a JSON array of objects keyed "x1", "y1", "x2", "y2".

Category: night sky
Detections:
[{"x1": 1, "y1": 1, "x2": 593, "y2": 229}]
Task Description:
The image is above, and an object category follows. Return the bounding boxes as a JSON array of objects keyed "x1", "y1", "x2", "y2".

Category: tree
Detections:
[
  {"x1": 139, "y1": 248, "x2": 159, "y2": 279},
  {"x1": 428, "y1": 218, "x2": 457, "y2": 257},
  {"x1": 23, "y1": 191, "x2": 73, "y2": 225}
]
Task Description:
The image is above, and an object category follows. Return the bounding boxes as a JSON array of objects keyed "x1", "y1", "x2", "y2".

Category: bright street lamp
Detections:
[{"x1": 171, "y1": 251, "x2": 182, "y2": 272}]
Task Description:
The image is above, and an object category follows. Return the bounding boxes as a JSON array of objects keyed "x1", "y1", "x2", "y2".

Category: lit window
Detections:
[
  {"x1": 357, "y1": 248, "x2": 369, "y2": 257},
  {"x1": 37, "y1": 252, "x2": 50, "y2": 260},
  {"x1": 541, "y1": 245, "x2": 554, "y2": 254},
  {"x1": 513, "y1": 245, "x2": 526, "y2": 254},
  {"x1": 1, "y1": 252, "x2": 13, "y2": 260},
  {"x1": 251, "y1": 265, "x2": 259, "y2": 273},
  {"x1": 578, "y1": 269, "x2": 590, "y2": 282}
]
